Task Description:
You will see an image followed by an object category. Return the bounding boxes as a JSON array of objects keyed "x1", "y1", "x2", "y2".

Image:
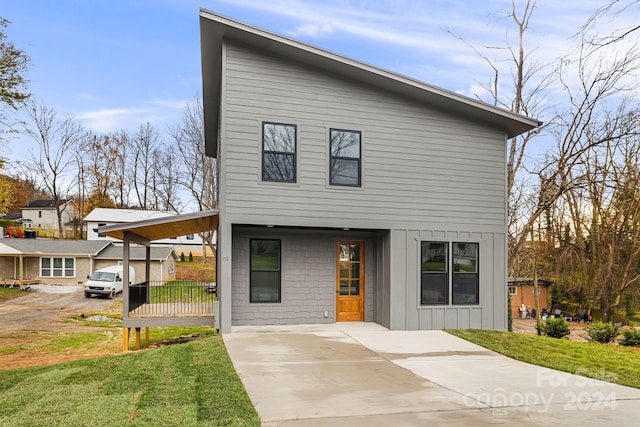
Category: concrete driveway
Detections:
[{"x1": 223, "y1": 322, "x2": 640, "y2": 426}]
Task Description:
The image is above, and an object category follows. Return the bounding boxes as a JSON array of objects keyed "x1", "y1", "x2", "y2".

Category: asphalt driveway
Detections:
[{"x1": 223, "y1": 322, "x2": 640, "y2": 426}]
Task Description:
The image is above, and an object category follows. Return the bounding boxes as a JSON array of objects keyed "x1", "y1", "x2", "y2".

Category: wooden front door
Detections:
[{"x1": 336, "y1": 241, "x2": 364, "y2": 322}]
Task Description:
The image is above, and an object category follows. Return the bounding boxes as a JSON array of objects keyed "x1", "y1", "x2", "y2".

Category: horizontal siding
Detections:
[{"x1": 221, "y1": 42, "x2": 507, "y2": 230}]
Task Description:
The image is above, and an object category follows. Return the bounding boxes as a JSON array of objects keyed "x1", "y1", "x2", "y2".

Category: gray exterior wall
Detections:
[
  {"x1": 220, "y1": 42, "x2": 507, "y2": 233},
  {"x1": 231, "y1": 226, "x2": 377, "y2": 326},
  {"x1": 215, "y1": 41, "x2": 509, "y2": 332}
]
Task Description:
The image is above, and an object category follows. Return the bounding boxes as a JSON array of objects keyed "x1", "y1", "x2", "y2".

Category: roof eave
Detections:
[{"x1": 199, "y1": 9, "x2": 539, "y2": 149}]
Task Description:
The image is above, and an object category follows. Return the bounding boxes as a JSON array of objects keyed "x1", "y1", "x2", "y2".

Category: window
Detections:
[
  {"x1": 330, "y1": 129, "x2": 361, "y2": 186},
  {"x1": 452, "y1": 242, "x2": 479, "y2": 304},
  {"x1": 250, "y1": 239, "x2": 281, "y2": 303},
  {"x1": 186, "y1": 234, "x2": 195, "y2": 240},
  {"x1": 421, "y1": 242, "x2": 448, "y2": 304},
  {"x1": 420, "y1": 241, "x2": 479, "y2": 305},
  {"x1": 262, "y1": 122, "x2": 296, "y2": 182},
  {"x1": 40, "y1": 257, "x2": 75, "y2": 277},
  {"x1": 508, "y1": 286, "x2": 517, "y2": 295}
]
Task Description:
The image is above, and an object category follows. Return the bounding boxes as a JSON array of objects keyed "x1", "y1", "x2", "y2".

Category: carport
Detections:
[{"x1": 98, "y1": 209, "x2": 219, "y2": 350}]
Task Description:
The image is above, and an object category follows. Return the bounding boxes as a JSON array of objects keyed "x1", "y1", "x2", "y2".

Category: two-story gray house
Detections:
[{"x1": 198, "y1": 10, "x2": 538, "y2": 333}]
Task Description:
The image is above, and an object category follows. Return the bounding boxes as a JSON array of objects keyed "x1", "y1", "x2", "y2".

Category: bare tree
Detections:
[
  {"x1": 131, "y1": 122, "x2": 160, "y2": 209},
  {"x1": 23, "y1": 101, "x2": 82, "y2": 238},
  {"x1": 170, "y1": 97, "x2": 217, "y2": 258},
  {"x1": 151, "y1": 144, "x2": 182, "y2": 212}
]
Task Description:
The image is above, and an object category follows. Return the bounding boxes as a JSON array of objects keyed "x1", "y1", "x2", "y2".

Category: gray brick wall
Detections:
[{"x1": 232, "y1": 226, "x2": 377, "y2": 326}]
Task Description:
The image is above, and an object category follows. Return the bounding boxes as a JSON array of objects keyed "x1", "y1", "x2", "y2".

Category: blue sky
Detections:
[{"x1": 0, "y1": 0, "x2": 630, "y2": 163}]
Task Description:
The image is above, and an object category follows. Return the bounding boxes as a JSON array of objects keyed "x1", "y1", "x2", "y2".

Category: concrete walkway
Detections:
[{"x1": 223, "y1": 322, "x2": 640, "y2": 426}]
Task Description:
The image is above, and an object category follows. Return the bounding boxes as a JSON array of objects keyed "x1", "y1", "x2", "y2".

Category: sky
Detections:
[{"x1": 0, "y1": 0, "x2": 636, "y2": 166}]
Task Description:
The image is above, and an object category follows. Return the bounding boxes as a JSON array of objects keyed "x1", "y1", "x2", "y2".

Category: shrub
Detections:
[
  {"x1": 535, "y1": 317, "x2": 570, "y2": 338},
  {"x1": 586, "y1": 321, "x2": 620, "y2": 343},
  {"x1": 189, "y1": 252, "x2": 193, "y2": 262},
  {"x1": 620, "y1": 329, "x2": 640, "y2": 347},
  {"x1": 180, "y1": 252, "x2": 186, "y2": 262}
]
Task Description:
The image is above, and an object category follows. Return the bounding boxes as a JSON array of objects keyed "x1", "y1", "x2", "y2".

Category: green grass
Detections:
[
  {"x1": 448, "y1": 329, "x2": 640, "y2": 388},
  {"x1": 0, "y1": 335, "x2": 259, "y2": 426},
  {"x1": 148, "y1": 281, "x2": 216, "y2": 304},
  {"x1": 0, "y1": 287, "x2": 25, "y2": 299}
]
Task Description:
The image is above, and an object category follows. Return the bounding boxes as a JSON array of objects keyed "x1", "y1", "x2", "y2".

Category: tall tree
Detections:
[
  {"x1": 131, "y1": 122, "x2": 159, "y2": 209},
  {"x1": 0, "y1": 17, "x2": 29, "y2": 133},
  {"x1": 170, "y1": 98, "x2": 217, "y2": 257},
  {"x1": 24, "y1": 102, "x2": 83, "y2": 238}
]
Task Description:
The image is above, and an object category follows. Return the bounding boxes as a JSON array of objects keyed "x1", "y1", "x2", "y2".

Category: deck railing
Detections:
[{"x1": 128, "y1": 281, "x2": 216, "y2": 318}]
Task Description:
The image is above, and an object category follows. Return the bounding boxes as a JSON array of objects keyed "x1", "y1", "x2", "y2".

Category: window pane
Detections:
[
  {"x1": 421, "y1": 273, "x2": 448, "y2": 304},
  {"x1": 250, "y1": 239, "x2": 281, "y2": 303},
  {"x1": 251, "y1": 240, "x2": 280, "y2": 270},
  {"x1": 452, "y1": 273, "x2": 479, "y2": 304},
  {"x1": 339, "y1": 261, "x2": 349, "y2": 279},
  {"x1": 350, "y1": 263, "x2": 360, "y2": 279},
  {"x1": 41, "y1": 258, "x2": 50, "y2": 276},
  {"x1": 263, "y1": 153, "x2": 295, "y2": 182},
  {"x1": 64, "y1": 258, "x2": 74, "y2": 268},
  {"x1": 421, "y1": 242, "x2": 447, "y2": 272},
  {"x1": 53, "y1": 258, "x2": 63, "y2": 268},
  {"x1": 339, "y1": 280, "x2": 349, "y2": 296},
  {"x1": 350, "y1": 244, "x2": 360, "y2": 261},
  {"x1": 350, "y1": 280, "x2": 360, "y2": 295},
  {"x1": 330, "y1": 130, "x2": 360, "y2": 158},
  {"x1": 453, "y1": 243, "x2": 478, "y2": 272},
  {"x1": 250, "y1": 271, "x2": 280, "y2": 302},
  {"x1": 263, "y1": 123, "x2": 296, "y2": 152},
  {"x1": 330, "y1": 159, "x2": 360, "y2": 186}
]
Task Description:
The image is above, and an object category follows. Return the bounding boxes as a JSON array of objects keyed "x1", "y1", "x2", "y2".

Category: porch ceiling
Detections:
[{"x1": 98, "y1": 210, "x2": 219, "y2": 242}]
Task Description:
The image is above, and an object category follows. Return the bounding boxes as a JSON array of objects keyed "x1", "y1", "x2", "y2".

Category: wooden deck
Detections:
[{"x1": 0, "y1": 280, "x2": 40, "y2": 290}]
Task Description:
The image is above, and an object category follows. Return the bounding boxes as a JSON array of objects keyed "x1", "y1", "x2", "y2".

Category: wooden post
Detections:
[
  {"x1": 135, "y1": 327, "x2": 141, "y2": 350},
  {"x1": 145, "y1": 327, "x2": 150, "y2": 343},
  {"x1": 122, "y1": 327, "x2": 129, "y2": 352}
]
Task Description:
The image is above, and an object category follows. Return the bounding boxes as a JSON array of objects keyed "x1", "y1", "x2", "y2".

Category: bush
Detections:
[
  {"x1": 535, "y1": 317, "x2": 570, "y2": 338},
  {"x1": 180, "y1": 252, "x2": 186, "y2": 262},
  {"x1": 189, "y1": 252, "x2": 193, "y2": 262},
  {"x1": 586, "y1": 321, "x2": 620, "y2": 343},
  {"x1": 620, "y1": 329, "x2": 640, "y2": 347}
]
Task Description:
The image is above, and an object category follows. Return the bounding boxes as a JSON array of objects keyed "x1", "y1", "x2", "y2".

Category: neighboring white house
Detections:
[
  {"x1": 21, "y1": 199, "x2": 76, "y2": 230},
  {"x1": 84, "y1": 208, "x2": 212, "y2": 254}
]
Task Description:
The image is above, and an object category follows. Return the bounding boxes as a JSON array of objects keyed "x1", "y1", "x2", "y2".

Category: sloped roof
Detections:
[
  {"x1": 0, "y1": 239, "x2": 111, "y2": 256},
  {"x1": 199, "y1": 9, "x2": 540, "y2": 157},
  {"x1": 23, "y1": 199, "x2": 69, "y2": 209},
  {"x1": 99, "y1": 210, "x2": 219, "y2": 242},
  {"x1": 95, "y1": 244, "x2": 178, "y2": 261},
  {"x1": 84, "y1": 208, "x2": 176, "y2": 223}
]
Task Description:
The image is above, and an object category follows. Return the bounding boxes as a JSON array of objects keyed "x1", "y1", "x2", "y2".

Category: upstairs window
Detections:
[
  {"x1": 330, "y1": 129, "x2": 361, "y2": 187},
  {"x1": 262, "y1": 122, "x2": 296, "y2": 182}
]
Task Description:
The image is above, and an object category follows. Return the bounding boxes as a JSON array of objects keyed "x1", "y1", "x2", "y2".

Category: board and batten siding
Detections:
[
  {"x1": 220, "y1": 41, "x2": 508, "y2": 233},
  {"x1": 387, "y1": 229, "x2": 507, "y2": 331}
]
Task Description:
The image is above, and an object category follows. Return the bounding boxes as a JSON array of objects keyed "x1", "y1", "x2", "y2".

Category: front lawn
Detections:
[
  {"x1": 448, "y1": 329, "x2": 640, "y2": 389},
  {"x1": 0, "y1": 334, "x2": 259, "y2": 426}
]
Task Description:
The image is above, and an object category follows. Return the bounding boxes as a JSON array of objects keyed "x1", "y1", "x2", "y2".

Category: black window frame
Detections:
[
  {"x1": 420, "y1": 241, "x2": 449, "y2": 305},
  {"x1": 249, "y1": 239, "x2": 282, "y2": 303},
  {"x1": 452, "y1": 242, "x2": 480, "y2": 305},
  {"x1": 420, "y1": 241, "x2": 480, "y2": 306},
  {"x1": 262, "y1": 122, "x2": 297, "y2": 183},
  {"x1": 329, "y1": 128, "x2": 361, "y2": 187}
]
